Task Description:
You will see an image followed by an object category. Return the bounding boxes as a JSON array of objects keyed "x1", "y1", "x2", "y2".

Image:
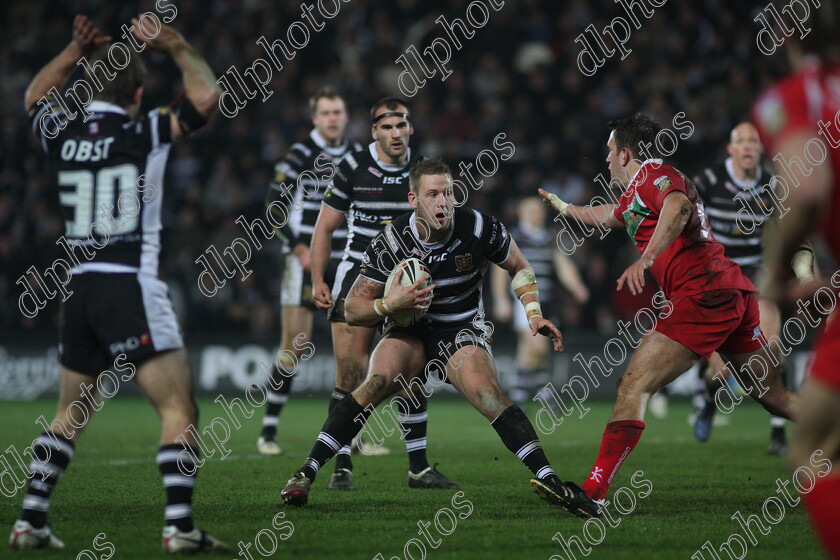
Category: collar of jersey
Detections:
[
  {"x1": 310, "y1": 129, "x2": 348, "y2": 157},
  {"x1": 628, "y1": 158, "x2": 663, "y2": 188},
  {"x1": 368, "y1": 142, "x2": 411, "y2": 173},
  {"x1": 87, "y1": 100, "x2": 128, "y2": 115},
  {"x1": 724, "y1": 157, "x2": 762, "y2": 190},
  {"x1": 410, "y1": 211, "x2": 453, "y2": 249}
]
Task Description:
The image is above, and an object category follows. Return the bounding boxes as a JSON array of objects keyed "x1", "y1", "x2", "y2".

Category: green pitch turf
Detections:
[{"x1": 0, "y1": 396, "x2": 826, "y2": 559}]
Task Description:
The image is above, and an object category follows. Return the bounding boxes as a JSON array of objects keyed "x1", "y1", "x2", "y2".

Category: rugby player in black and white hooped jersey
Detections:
[
  {"x1": 9, "y1": 15, "x2": 226, "y2": 553},
  {"x1": 256, "y1": 87, "x2": 362, "y2": 456},
  {"x1": 307, "y1": 98, "x2": 457, "y2": 491},
  {"x1": 690, "y1": 123, "x2": 815, "y2": 453},
  {"x1": 492, "y1": 197, "x2": 589, "y2": 405},
  {"x1": 280, "y1": 158, "x2": 600, "y2": 519}
]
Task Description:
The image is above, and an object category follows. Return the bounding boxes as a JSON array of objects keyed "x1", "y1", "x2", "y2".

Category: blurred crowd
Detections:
[{"x1": 0, "y1": 0, "x2": 791, "y2": 337}]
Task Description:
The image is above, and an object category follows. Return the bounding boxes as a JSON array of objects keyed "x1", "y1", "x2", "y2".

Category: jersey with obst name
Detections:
[
  {"x1": 31, "y1": 100, "x2": 172, "y2": 274},
  {"x1": 323, "y1": 144, "x2": 422, "y2": 264},
  {"x1": 267, "y1": 130, "x2": 361, "y2": 259},
  {"x1": 694, "y1": 158, "x2": 776, "y2": 270},
  {"x1": 359, "y1": 206, "x2": 512, "y2": 328},
  {"x1": 612, "y1": 159, "x2": 755, "y2": 297}
]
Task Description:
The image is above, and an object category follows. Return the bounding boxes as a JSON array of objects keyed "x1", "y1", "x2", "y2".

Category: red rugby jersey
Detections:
[
  {"x1": 752, "y1": 58, "x2": 840, "y2": 263},
  {"x1": 612, "y1": 159, "x2": 756, "y2": 297}
]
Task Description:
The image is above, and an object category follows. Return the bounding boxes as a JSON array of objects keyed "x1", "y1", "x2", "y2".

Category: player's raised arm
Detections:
[
  {"x1": 129, "y1": 18, "x2": 220, "y2": 139},
  {"x1": 24, "y1": 15, "x2": 111, "y2": 111},
  {"x1": 537, "y1": 188, "x2": 624, "y2": 230},
  {"x1": 616, "y1": 190, "x2": 692, "y2": 295},
  {"x1": 496, "y1": 239, "x2": 563, "y2": 351}
]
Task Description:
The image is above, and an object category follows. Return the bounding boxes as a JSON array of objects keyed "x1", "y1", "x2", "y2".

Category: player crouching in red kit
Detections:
[{"x1": 539, "y1": 114, "x2": 800, "y2": 505}]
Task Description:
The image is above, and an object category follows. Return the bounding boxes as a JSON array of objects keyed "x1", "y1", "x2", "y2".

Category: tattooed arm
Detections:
[
  {"x1": 345, "y1": 272, "x2": 434, "y2": 327},
  {"x1": 344, "y1": 276, "x2": 386, "y2": 327}
]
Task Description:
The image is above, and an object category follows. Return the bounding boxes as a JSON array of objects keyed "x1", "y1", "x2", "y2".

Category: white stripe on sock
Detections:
[
  {"x1": 22, "y1": 495, "x2": 50, "y2": 512},
  {"x1": 267, "y1": 393, "x2": 289, "y2": 404},
  {"x1": 515, "y1": 440, "x2": 541, "y2": 460},
  {"x1": 163, "y1": 474, "x2": 196, "y2": 488},
  {"x1": 397, "y1": 412, "x2": 428, "y2": 424},
  {"x1": 317, "y1": 432, "x2": 341, "y2": 452},
  {"x1": 405, "y1": 438, "x2": 427, "y2": 452},
  {"x1": 165, "y1": 504, "x2": 192, "y2": 520}
]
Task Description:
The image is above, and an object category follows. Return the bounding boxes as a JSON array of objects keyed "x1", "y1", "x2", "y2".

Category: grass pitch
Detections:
[{"x1": 0, "y1": 396, "x2": 825, "y2": 559}]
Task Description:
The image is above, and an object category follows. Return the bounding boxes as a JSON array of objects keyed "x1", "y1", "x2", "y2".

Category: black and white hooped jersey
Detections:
[
  {"x1": 509, "y1": 223, "x2": 557, "y2": 294},
  {"x1": 359, "y1": 206, "x2": 512, "y2": 328},
  {"x1": 694, "y1": 158, "x2": 776, "y2": 270},
  {"x1": 31, "y1": 100, "x2": 172, "y2": 275},
  {"x1": 323, "y1": 143, "x2": 421, "y2": 263},
  {"x1": 267, "y1": 130, "x2": 361, "y2": 259}
]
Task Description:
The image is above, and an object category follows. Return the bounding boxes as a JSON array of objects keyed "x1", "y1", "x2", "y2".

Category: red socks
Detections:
[
  {"x1": 803, "y1": 475, "x2": 840, "y2": 558},
  {"x1": 581, "y1": 420, "x2": 645, "y2": 500}
]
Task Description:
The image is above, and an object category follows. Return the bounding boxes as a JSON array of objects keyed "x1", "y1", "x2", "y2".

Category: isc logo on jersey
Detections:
[
  {"x1": 382, "y1": 176, "x2": 403, "y2": 184},
  {"x1": 60, "y1": 137, "x2": 115, "y2": 162}
]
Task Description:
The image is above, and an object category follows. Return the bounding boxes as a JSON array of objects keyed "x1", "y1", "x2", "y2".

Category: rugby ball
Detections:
[{"x1": 384, "y1": 258, "x2": 432, "y2": 326}]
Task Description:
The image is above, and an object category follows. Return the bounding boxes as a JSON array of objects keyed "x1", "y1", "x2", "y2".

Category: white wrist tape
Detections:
[
  {"x1": 545, "y1": 193, "x2": 569, "y2": 215},
  {"x1": 792, "y1": 248, "x2": 814, "y2": 284},
  {"x1": 525, "y1": 301, "x2": 543, "y2": 321},
  {"x1": 512, "y1": 267, "x2": 539, "y2": 300}
]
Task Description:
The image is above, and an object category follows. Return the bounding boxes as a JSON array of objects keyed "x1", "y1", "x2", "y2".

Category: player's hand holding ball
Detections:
[{"x1": 383, "y1": 259, "x2": 435, "y2": 326}]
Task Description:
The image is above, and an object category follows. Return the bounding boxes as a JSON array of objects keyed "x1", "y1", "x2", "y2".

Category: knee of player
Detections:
[
  {"x1": 615, "y1": 371, "x2": 646, "y2": 396},
  {"x1": 361, "y1": 374, "x2": 392, "y2": 400},
  {"x1": 477, "y1": 387, "x2": 508, "y2": 417}
]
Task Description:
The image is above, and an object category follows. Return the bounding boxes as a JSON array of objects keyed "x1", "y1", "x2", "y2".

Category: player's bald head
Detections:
[
  {"x1": 727, "y1": 121, "x2": 762, "y2": 174},
  {"x1": 729, "y1": 122, "x2": 760, "y2": 145}
]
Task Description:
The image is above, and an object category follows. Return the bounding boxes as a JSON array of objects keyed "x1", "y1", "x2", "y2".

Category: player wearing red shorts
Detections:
[
  {"x1": 756, "y1": 7, "x2": 840, "y2": 556},
  {"x1": 539, "y1": 113, "x2": 800, "y2": 505}
]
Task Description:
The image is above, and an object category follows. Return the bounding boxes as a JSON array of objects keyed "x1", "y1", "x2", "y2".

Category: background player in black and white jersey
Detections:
[
  {"x1": 256, "y1": 88, "x2": 362, "y2": 456},
  {"x1": 280, "y1": 158, "x2": 599, "y2": 518},
  {"x1": 307, "y1": 98, "x2": 455, "y2": 490},
  {"x1": 9, "y1": 16, "x2": 227, "y2": 553},
  {"x1": 492, "y1": 197, "x2": 589, "y2": 405},
  {"x1": 691, "y1": 122, "x2": 815, "y2": 454}
]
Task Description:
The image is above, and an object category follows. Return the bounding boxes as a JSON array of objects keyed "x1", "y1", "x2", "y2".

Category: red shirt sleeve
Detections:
[{"x1": 637, "y1": 168, "x2": 686, "y2": 213}]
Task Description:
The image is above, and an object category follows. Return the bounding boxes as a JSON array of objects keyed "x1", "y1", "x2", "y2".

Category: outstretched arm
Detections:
[
  {"x1": 538, "y1": 188, "x2": 624, "y2": 229},
  {"x1": 496, "y1": 239, "x2": 564, "y2": 351},
  {"x1": 25, "y1": 15, "x2": 111, "y2": 111},
  {"x1": 616, "y1": 191, "x2": 692, "y2": 295}
]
